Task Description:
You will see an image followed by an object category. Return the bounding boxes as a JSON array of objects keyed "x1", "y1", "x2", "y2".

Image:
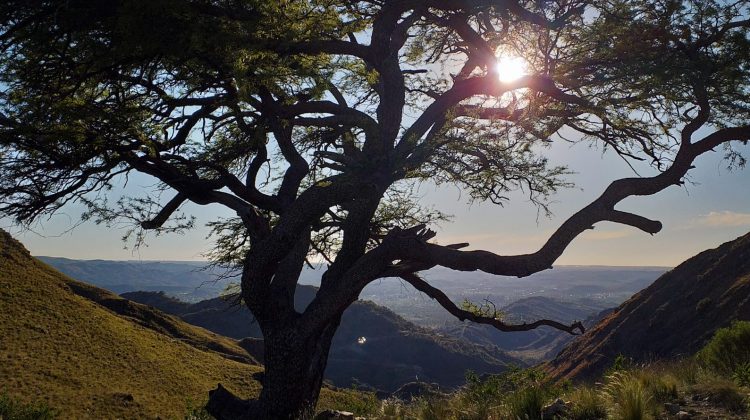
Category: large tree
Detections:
[{"x1": 1, "y1": 0, "x2": 749, "y2": 418}]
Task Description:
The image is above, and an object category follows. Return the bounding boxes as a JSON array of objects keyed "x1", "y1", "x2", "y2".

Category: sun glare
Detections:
[{"x1": 496, "y1": 55, "x2": 528, "y2": 83}]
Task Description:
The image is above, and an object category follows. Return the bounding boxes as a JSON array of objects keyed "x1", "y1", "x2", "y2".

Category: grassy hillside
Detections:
[
  {"x1": 0, "y1": 231, "x2": 373, "y2": 418},
  {"x1": 548, "y1": 231, "x2": 750, "y2": 381}
]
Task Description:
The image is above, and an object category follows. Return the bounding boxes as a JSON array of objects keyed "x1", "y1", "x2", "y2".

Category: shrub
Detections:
[
  {"x1": 606, "y1": 354, "x2": 634, "y2": 377},
  {"x1": 695, "y1": 297, "x2": 712, "y2": 313},
  {"x1": 604, "y1": 372, "x2": 652, "y2": 420},
  {"x1": 697, "y1": 321, "x2": 750, "y2": 376},
  {"x1": 567, "y1": 387, "x2": 608, "y2": 420},
  {"x1": 0, "y1": 393, "x2": 57, "y2": 420}
]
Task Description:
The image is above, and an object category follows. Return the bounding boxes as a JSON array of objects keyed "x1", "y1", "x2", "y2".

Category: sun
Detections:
[{"x1": 496, "y1": 55, "x2": 528, "y2": 83}]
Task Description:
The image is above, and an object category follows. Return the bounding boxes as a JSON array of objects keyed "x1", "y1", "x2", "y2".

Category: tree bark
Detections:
[{"x1": 207, "y1": 317, "x2": 340, "y2": 420}]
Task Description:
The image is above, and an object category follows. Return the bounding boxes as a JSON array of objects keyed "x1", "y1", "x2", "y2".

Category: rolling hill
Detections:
[
  {"x1": 123, "y1": 287, "x2": 522, "y2": 392},
  {"x1": 0, "y1": 230, "x2": 369, "y2": 417},
  {"x1": 547, "y1": 231, "x2": 750, "y2": 381}
]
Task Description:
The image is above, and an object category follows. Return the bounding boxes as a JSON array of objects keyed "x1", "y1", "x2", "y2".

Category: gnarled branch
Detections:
[{"x1": 399, "y1": 272, "x2": 584, "y2": 334}]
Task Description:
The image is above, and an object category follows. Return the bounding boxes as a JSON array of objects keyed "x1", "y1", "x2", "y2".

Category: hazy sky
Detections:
[{"x1": 4, "y1": 133, "x2": 749, "y2": 267}]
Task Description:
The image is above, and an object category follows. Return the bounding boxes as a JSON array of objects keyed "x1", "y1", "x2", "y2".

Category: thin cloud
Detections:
[
  {"x1": 579, "y1": 229, "x2": 633, "y2": 241},
  {"x1": 437, "y1": 231, "x2": 552, "y2": 247},
  {"x1": 696, "y1": 211, "x2": 750, "y2": 227}
]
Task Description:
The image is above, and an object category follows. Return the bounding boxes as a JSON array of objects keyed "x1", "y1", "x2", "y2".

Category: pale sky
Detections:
[{"x1": 4, "y1": 135, "x2": 749, "y2": 267}]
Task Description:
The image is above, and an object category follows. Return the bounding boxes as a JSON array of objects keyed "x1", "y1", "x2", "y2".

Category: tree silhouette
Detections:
[{"x1": 1, "y1": 1, "x2": 749, "y2": 418}]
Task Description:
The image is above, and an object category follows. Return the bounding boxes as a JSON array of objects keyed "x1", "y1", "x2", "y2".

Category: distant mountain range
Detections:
[
  {"x1": 38, "y1": 256, "x2": 667, "y2": 314},
  {"x1": 123, "y1": 288, "x2": 521, "y2": 392},
  {"x1": 36, "y1": 256, "x2": 224, "y2": 300},
  {"x1": 548, "y1": 231, "x2": 750, "y2": 381}
]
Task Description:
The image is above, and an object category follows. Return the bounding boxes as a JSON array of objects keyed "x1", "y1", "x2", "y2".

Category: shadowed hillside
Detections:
[
  {"x1": 124, "y1": 287, "x2": 522, "y2": 392},
  {"x1": 440, "y1": 296, "x2": 611, "y2": 362},
  {"x1": 548, "y1": 232, "x2": 750, "y2": 381},
  {"x1": 0, "y1": 231, "x2": 370, "y2": 417}
]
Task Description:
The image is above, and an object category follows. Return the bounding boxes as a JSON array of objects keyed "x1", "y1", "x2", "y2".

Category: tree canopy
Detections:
[{"x1": 1, "y1": 0, "x2": 749, "y2": 418}]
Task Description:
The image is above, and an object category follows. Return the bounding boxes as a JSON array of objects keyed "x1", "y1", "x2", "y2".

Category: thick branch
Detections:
[
  {"x1": 140, "y1": 193, "x2": 187, "y2": 230},
  {"x1": 393, "y1": 125, "x2": 750, "y2": 278}
]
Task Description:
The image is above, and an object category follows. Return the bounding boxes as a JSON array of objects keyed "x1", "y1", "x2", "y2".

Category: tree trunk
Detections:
[{"x1": 207, "y1": 318, "x2": 340, "y2": 420}]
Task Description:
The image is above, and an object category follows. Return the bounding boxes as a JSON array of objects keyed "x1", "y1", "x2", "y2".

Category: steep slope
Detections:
[
  {"x1": 0, "y1": 230, "x2": 262, "y2": 418},
  {"x1": 0, "y1": 231, "x2": 368, "y2": 417},
  {"x1": 548, "y1": 232, "x2": 750, "y2": 381},
  {"x1": 124, "y1": 287, "x2": 522, "y2": 392}
]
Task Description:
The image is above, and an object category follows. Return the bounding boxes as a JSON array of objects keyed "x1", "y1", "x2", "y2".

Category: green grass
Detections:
[{"x1": 0, "y1": 393, "x2": 56, "y2": 420}]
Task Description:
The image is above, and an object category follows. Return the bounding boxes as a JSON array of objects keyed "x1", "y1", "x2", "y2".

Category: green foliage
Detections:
[
  {"x1": 0, "y1": 393, "x2": 57, "y2": 420},
  {"x1": 461, "y1": 368, "x2": 560, "y2": 420},
  {"x1": 695, "y1": 297, "x2": 712, "y2": 313},
  {"x1": 460, "y1": 299, "x2": 504, "y2": 320},
  {"x1": 605, "y1": 354, "x2": 634, "y2": 377},
  {"x1": 731, "y1": 362, "x2": 750, "y2": 387},
  {"x1": 462, "y1": 367, "x2": 546, "y2": 407},
  {"x1": 697, "y1": 321, "x2": 750, "y2": 376}
]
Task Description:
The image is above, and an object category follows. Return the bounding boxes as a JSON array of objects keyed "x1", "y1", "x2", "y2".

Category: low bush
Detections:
[
  {"x1": 697, "y1": 321, "x2": 750, "y2": 377},
  {"x1": 0, "y1": 393, "x2": 57, "y2": 420}
]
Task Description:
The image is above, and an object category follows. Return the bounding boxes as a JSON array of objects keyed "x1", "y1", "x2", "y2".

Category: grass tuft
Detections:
[
  {"x1": 567, "y1": 386, "x2": 608, "y2": 420},
  {"x1": 504, "y1": 386, "x2": 546, "y2": 420},
  {"x1": 604, "y1": 371, "x2": 652, "y2": 420}
]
